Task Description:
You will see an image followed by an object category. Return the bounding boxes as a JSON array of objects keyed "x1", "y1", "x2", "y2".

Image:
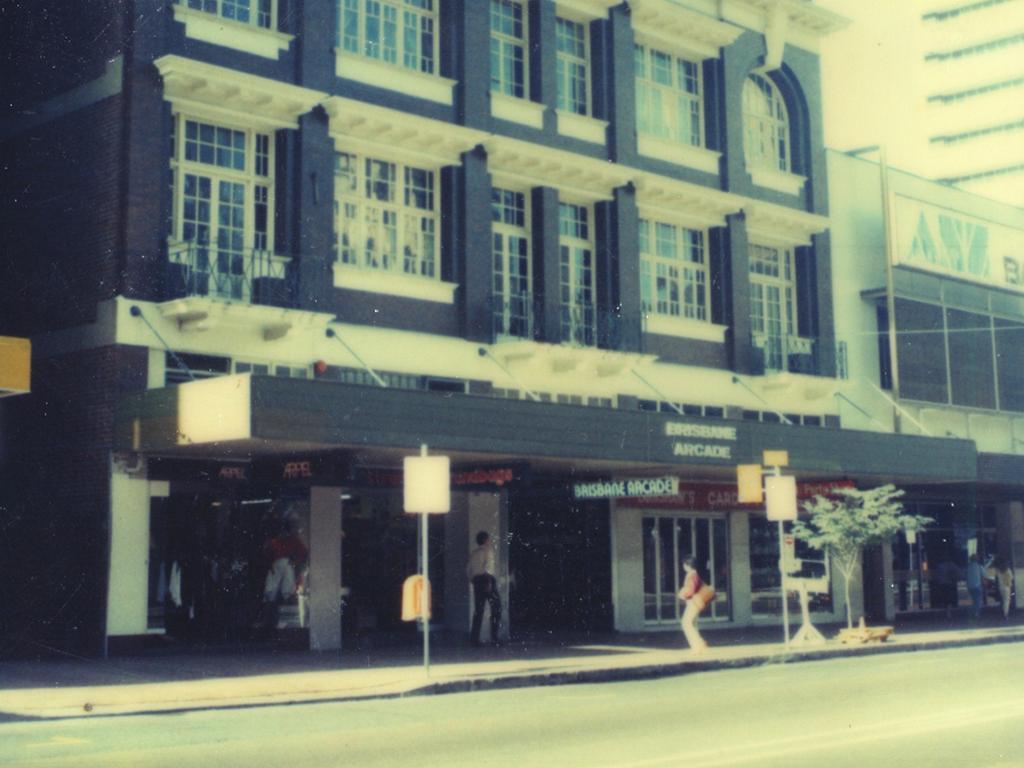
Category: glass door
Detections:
[{"x1": 642, "y1": 514, "x2": 730, "y2": 623}]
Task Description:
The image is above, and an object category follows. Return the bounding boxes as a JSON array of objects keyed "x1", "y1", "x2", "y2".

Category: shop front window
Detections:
[
  {"x1": 892, "y1": 502, "x2": 998, "y2": 613},
  {"x1": 642, "y1": 514, "x2": 729, "y2": 623},
  {"x1": 749, "y1": 516, "x2": 831, "y2": 617}
]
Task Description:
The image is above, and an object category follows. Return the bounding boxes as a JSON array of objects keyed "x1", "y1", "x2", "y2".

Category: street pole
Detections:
[
  {"x1": 421, "y1": 501, "x2": 430, "y2": 677},
  {"x1": 779, "y1": 515, "x2": 790, "y2": 650},
  {"x1": 404, "y1": 443, "x2": 450, "y2": 680},
  {"x1": 773, "y1": 467, "x2": 790, "y2": 650}
]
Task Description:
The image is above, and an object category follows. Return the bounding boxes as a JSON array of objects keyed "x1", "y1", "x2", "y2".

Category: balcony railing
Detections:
[
  {"x1": 488, "y1": 296, "x2": 642, "y2": 350},
  {"x1": 491, "y1": 294, "x2": 542, "y2": 341},
  {"x1": 752, "y1": 333, "x2": 818, "y2": 375},
  {"x1": 166, "y1": 241, "x2": 294, "y2": 306},
  {"x1": 560, "y1": 303, "x2": 597, "y2": 347}
]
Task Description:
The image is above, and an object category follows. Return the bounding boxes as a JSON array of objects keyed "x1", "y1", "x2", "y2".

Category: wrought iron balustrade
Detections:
[
  {"x1": 751, "y1": 333, "x2": 818, "y2": 375},
  {"x1": 166, "y1": 241, "x2": 295, "y2": 306}
]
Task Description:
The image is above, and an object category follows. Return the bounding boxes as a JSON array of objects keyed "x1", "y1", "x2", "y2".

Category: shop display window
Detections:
[{"x1": 748, "y1": 516, "x2": 832, "y2": 617}]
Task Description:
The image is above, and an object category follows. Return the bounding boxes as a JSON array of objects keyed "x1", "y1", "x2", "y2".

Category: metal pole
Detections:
[
  {"x1": 774, "y1": 465, "x2": 790, "y2": 649},
  {"x1": 419, "y1": 443, "x2": 431, "y2": 678},
  {"x1": 779, "y1": 518, "x2": 790, "y2": 649},
  {"x1": 422, "y1": 508, "x2": 430, "y2": 677}
]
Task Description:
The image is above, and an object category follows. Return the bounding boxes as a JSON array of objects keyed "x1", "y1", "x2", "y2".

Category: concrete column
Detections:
[
  {"x1": 534, "y1": 186, "x2": 561, "y2": 343},
  {"x1": 444, "y1": 492, "x2": 471, "y2": 634},
  {"x1": 106, "y1": 470, "x2": 153, "y2": 638},
  {"x1": 997, "y1": 501, "x2": 1024, "y2": 608},
  {"x1": 458, "y1": 146, "x2": 494, "y2": 342},
  {"x1": 611, "y1": 507, "x2": 645, "y2": 632},
  {"x1": 729, "y1": 512, "x2": 752, "y2": 626},
  {"x1": 309, "y1": 486, "x2": 342, "y2": 651},
  {"x1": 604, "y1": 5, "x2": 637, "y2": 164},
  {"x1": 725, "y1": 213, "x2": 754, "y2": 373}
]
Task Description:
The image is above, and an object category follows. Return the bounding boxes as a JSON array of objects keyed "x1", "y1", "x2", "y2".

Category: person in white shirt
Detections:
[{"x1": 467, "y1": 531, "x2": 502, "y2": 646}]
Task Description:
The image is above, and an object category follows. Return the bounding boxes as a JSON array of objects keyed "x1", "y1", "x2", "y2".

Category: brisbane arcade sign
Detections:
[{"x1": 664, "y1": 421, "x2": 737, "y2": 459}]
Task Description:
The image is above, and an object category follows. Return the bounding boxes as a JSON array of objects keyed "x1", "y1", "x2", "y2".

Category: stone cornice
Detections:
[
  {"x1": 323, "y1": 96, "x2": 488, "y2": 167},
  {"x1": 155, "y1": 55, "x2": 325, "y2": 130},
  {"x1": 631, "y1": 0, "x2": 744, "y2": 59}
]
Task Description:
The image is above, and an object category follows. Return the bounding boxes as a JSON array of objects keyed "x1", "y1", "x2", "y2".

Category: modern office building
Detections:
[
  {"x1": 5, "y1": 0, "x2": 1002, "y2": 660},
  {"x1": 829, "y1": 148, "x2": 1024, "y2": 617},
  {"x1": 919, "y1": 0, "x2": 1024, "y2": 204}
]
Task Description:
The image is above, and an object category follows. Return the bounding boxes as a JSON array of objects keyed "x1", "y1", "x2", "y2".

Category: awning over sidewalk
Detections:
[{"x1": 115, "y1": 374, "x2": 978, "y2": 482}]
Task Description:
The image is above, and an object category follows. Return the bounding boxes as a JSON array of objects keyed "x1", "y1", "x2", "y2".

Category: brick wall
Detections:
[
  {"x1": 0, "y1": 1, "x2": 126, "y2": 110},
  {"x1": 1, "y1": 95, "x2": 125, "y2": 336},
  {"x1": 0, "y1": 344, "x2": 148, "y2": 658}
]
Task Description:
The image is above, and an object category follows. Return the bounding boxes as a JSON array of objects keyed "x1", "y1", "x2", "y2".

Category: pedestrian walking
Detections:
[
  {"x1": 467, "y1": 531, "x2": 502, "y2": 646},
  {"x1": 991, "y1": 556, "x2": 1014, "y2": 620},
  {"x1": 678, "y1": 558, "x2": 708, "y2": 654}
]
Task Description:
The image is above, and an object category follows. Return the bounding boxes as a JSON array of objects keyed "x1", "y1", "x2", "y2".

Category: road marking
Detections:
[
  {"x1": 603, "y1": 699, "x2": 1024, "y2": 768},
  {"x1": 25, "y1": 736, "x2": 90, "y2": 749}
]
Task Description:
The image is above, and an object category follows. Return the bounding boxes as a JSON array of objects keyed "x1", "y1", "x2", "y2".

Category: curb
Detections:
[{"x1": 3, "y1": 630, "x2": 1023, "y2": 721}]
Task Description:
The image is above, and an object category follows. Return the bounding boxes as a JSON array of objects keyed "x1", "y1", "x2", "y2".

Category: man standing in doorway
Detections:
[{"x1": 467, "y1": 531, "x2": 502, "y2": 646}]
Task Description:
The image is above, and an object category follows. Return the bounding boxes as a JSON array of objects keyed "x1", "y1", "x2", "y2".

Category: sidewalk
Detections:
[{"x1": 2, "y1": 613, "x2": 1022, "y2": 721}]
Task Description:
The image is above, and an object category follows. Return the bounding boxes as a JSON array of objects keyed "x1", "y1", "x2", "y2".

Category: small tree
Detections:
[{"x1": 793, "y1": 484, "x2": 929, "y2": 629}]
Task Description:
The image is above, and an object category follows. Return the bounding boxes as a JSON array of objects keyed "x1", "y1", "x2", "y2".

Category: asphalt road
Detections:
[{"x1": 2, "y1": 644, "x2": 1022, "y2": 768}]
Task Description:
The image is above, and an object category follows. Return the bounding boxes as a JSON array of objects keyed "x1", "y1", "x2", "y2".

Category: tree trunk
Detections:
[{"x1": 844, "y1": 573, "x2": 853, "y2": 629}]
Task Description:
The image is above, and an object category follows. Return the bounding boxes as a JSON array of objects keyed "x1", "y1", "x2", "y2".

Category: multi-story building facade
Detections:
[
  {"x1": 919, "y1": 0, "x2": 1024, "y2": 204},
  {"x1": 829, "y1": 148, "x2": 1024, "y2": 618},
  {"x1": 4, "y1": 0, "x2": 996, "y2": 659}
]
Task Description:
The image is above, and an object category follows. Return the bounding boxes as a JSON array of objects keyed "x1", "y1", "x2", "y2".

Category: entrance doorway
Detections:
[
  {"x1": 892, "y1": 502, "x2": 998, "y2": 613},
  {"x1": 641, "y1": 514, "x2": 730, "y2": 624}
]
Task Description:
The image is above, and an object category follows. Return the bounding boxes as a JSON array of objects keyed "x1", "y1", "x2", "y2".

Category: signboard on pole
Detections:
[{"x1": 765, "y1": 475, "x2": 797, "y2": 521}]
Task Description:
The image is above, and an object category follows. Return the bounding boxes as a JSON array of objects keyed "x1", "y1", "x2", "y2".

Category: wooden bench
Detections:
[{"x1": 837, "y1": 624, "x2": 894, "y2": 644}]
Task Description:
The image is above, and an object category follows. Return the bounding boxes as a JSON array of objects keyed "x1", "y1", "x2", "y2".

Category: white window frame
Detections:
[
  {"x1": 491, "y1": 187, "x2": 533, "y2": 338},
  {"x1": 558, "y1": 201, "x2": 597, "y2": 347},
  {"x1": 639, "y1": 218, "x2": 709, "y2": 323},
  {"x1": 743, "y1": 73, "x2": 790, "y2": 173},
  {"x1": 180, "y1": 0, "x2": 276, "y2": 29},
  {"x1": 556, "y1": 15, "x2": 591, "y2": 116},
  {"x1": 339, "y1": 0, "x2": 439, "y2": 75},
  {"x1": 172, "y1": 0, "x2": 293, "y2": 59},
  {"x1": 490, "y1": 0, "x2": 528, "y2": 99},
  {"x1": 169, "y1": 113, "x2": 279, "y2": 302},
  {"x1": 634, "y1": 42, "x2": 705, "y2": 148},
  {"x1": 748, "y1": 242, "x2": 798, "y2": 372},
  {"x1": 334, "y1": 150, "x2": 441, "y2": 283}
]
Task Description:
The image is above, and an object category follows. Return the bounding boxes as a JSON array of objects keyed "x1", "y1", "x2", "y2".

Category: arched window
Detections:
[{"x1": 742, "y1": 73, "x2": 790, "y2": 173}]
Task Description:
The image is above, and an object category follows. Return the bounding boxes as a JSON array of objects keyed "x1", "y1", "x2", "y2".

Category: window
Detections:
[
  {"x1": 639, "y1": 219, "x2": 708, "y2": 322},
  {"x1": 334, "y1": 152, "x2": 438, "y2": 279},
  {"x1": 181, "y1": 0, "x2": 275, "y2": 29},
  {"x1": 339, "y1": 0, "x2": 437, "y2": 74},
  {"x1": 556, "y1": 17, "x2": 589, "y2": 115},
  {"x1": 559, "y1": 203, "x2": 596, "y2": 346},
  {"x1": 642, "y1": 516, "x2": 729, "y2": 623},
  {"x1": 490, "y1": 0, "x2": 527, "y2": 98},
  {"x1": 634, "y1": 43, "x2": 703, "y2": 147},
  {"x1": 890, "y1": 298, "x2": 1024, "y2": 412},
  {"x1": 491, "y1": 188, "x2": 533, "y2": 338},
  {"x1": 170, "y1": 116, "x2": 274, "y2": 301},
  {"x1": 748, "y1": 244, "x2": 796, "y2": 372},
  {"x1": 743, "y1": 74, "x2": 790, "y2": 172}
]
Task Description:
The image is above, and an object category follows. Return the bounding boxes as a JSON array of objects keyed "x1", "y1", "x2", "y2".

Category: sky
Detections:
[{"x1": 816, "y1": 0, "x2": 928, "y2": 172}]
